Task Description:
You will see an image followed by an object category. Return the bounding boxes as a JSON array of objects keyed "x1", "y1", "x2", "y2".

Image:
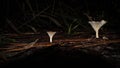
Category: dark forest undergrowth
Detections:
[{"x1": 0, "y1": 32, "x2": 120, "y2": 68}]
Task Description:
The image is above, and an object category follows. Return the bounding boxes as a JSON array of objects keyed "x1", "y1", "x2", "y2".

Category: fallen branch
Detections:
[
  {"x1": 5, "y1": 39, "x2": 39, "y2": 52},
  {"x1": 73, "y1": 39, "x2": 120, "y2": 48}
]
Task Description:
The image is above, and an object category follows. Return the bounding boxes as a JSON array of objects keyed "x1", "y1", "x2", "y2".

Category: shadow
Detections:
[{"x1": 0, "y1": 45, "x2": 115, "y2": 68}]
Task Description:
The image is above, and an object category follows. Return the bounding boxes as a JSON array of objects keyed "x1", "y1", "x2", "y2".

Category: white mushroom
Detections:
[
  {"x1": 89, "y1": 20, "x2": 107, "y2": 38},
  {"x1": 47, "y1": 31, "x2": 56, "y2": 43}
]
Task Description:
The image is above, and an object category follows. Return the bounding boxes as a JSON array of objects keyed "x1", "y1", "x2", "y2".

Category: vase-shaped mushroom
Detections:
[
  {"x1": 47, "y1": 31, "x2": 56, "y2": 43},
  {"x1": 89, "y1": 20, "x2": 107, "y2": 38}
]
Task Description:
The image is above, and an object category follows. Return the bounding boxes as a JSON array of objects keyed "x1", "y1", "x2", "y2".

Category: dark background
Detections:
[{"x1": 0, "y1": 0, "x2": 120, "y2": 33}]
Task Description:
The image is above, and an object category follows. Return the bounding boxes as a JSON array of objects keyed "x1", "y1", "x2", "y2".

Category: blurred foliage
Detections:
[{"x1": 1, "y1": 0, "x2": 120, "y2": 34}]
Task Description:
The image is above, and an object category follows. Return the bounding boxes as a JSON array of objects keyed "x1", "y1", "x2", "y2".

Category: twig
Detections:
[
  {"x1": 73, "y1": 39, "x2": 120, "y2": 48},
  {"x1": 83, "y1": 13, "x2": 93, "y2": 21},
  {"x1": 5, "y1": 39, "x2": 39, "y2": 52},
  {"x1": 24, "y1": 39, "x2": 39, "y2": 49},
  {"x1": 6, "y1": 18, "x2": 21, "y2": 34},
  {"x1": 26, "y1": 0, "x2": 35, "y2": 17},
  {"x1": 18, "y1": 7, "x2": 49, "y2": 29}
]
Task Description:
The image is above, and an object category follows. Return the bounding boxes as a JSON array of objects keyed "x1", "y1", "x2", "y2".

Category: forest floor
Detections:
[{"x1": 0, "y1": 32, "x2": 120, "y2": 68}]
